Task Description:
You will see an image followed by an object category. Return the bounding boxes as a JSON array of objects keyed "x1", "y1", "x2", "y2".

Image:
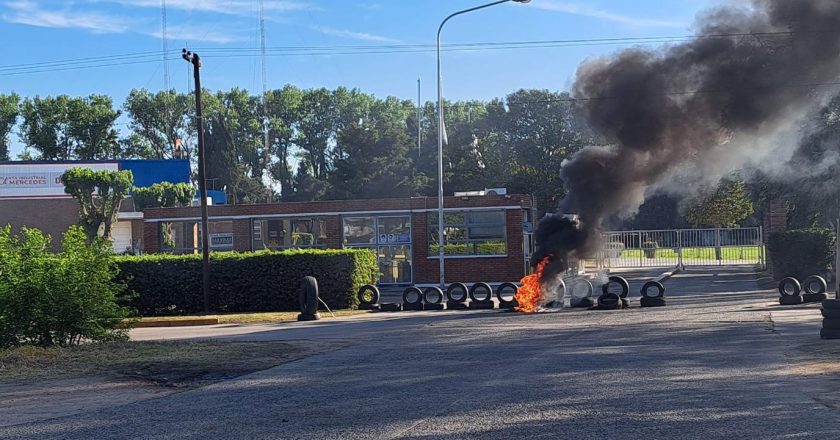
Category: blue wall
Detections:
[{"x1": 119, "y1": 160, "x2": 190, "y2": 188}]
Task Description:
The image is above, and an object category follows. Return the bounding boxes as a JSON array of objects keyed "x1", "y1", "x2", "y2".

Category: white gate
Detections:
[{"x1": 597, "y1": 227, "x2": 764, "y2": 269}]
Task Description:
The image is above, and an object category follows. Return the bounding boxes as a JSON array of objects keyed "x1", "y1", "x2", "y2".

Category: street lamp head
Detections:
[
  {"x1": 513, "y1": 0, "x2": 530, "y2": 3},
  {"x1": 182, "y1": 48, "x2": 194, "y2": 63}
]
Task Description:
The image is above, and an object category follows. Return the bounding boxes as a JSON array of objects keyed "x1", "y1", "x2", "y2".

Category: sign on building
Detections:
[{"x1": 0, "y1": 163, "x2": 119, "y2": 199}]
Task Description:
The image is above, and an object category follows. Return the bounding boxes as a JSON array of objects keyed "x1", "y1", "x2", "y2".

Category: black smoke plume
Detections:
[{"x1": 536, "y1": 0, "x2": 840, "y2": 275}]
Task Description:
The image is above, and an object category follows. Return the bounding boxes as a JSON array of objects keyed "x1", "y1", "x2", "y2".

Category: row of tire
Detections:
[
  {"x1": 821, "y1": 299, "x2": 840, "y2": 339},
  {"x1": 357, "y1": 275, "x2": 669, "y2": 311},
  {"x1": 358, "y1": 282, "x2": 518, "y2": 311},
  {"x1": 778, "y1": 275, "x2": 828, "y2": 305}
]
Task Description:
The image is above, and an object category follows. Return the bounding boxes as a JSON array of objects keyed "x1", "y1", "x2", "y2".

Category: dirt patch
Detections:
[
  {"x1": 0, "y1": 340, "x2": 332, "y2": 387},
  {"x1": 0, "y1": 340, "x2": 336, "y2": 427}
]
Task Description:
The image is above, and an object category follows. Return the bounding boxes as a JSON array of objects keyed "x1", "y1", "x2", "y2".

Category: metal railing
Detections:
[{"x1": 594, "y1": 227, "x2": 764, "y2": 269}]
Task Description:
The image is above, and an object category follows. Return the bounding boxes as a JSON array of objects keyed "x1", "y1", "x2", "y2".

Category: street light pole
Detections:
[
  {"x1": 436, "y1": 0, "x2": 530, "y2": 288},
  {"x1": 182, "y1": 49, "x2": 211, "y2": 315}
]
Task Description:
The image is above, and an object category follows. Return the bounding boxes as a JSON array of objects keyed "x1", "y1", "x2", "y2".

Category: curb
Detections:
[{"x1": 127, "y1": 318, "x2": 220, "y2": 328}]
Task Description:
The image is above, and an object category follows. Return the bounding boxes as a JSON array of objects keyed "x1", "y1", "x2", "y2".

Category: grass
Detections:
[
  {"x1": 131, "y1": 309, "x2": 370, "y2": 325},
  {"x1": 0, "y1": 340, "x2": 323, "y2": 385},
  {"x1": 611, "y1": 246, "x2": 763, "y2": 261}
]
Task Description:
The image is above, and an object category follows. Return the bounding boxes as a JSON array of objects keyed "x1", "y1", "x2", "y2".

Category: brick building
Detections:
[
  {"x1": 142, "y1": 193, "x2": 538, "y2": 286},
  {"x1": 0, "y1": 160, "x2": 190, "y2": 251}
]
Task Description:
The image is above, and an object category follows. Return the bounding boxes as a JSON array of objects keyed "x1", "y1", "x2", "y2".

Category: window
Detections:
[
  {"x1": 161, "y1": 221, "x2": 233, "y2": 253},
  {"x1": 428, "y1": 210, "x2": 507, "y2": 256},
  {"x1": 253, "y1": 217, "x2": 328, "y2": 250},
  {"x1": 343, "y1": 217, "x2": 376, "y2": 245}
]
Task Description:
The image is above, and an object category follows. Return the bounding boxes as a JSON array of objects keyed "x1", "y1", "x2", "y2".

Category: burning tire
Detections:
[
  {"x1": 641, "y1": 281, "x2": 665, "y2": 298},
  {"x1": 596, "y1": 292, "x2": 621, "y2": 310},
  {"x1": 803, "y1": 275, "x2": 827, "y2": 295},
  {"x1": 495, "y1": 282, "x2": 518, "y2": 309},
  {"x1": 602, "y1": 276, "x2": 630, "y2": 298},
  {"x1": 570, "y1": 279, "x2": 593, "y2": 300},
  {"x1": 357, "y1": 284, "x2": 380, "y2": 310},
  {"x1": 544, "y1": 279, "x2": 566, "y2": 308},
  {"x1": 403, "y1": 287, "x2": 424, "y2": 311},
  {"x1": 778, "y1": 277, "x2": 801, "y2": 297}
]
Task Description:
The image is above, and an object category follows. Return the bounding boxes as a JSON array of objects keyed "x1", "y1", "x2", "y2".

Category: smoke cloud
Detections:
[{"x1": 535, "y1": 0, "x2": 840, "y2": 271}]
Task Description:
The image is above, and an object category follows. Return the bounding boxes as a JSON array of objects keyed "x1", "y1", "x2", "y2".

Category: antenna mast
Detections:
[{"x1": 161, "y1": 0, "x2": 170, "y2": 90}]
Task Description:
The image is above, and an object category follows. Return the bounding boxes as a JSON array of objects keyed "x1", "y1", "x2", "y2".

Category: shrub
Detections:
[
  {"x1": 767, "y1": 228, "x2": 836, "y2": 280},
  {"x1": 0, "y1": 226, "x2": 130, "y2": 348},
  {"x1": 115, "y1": 248, "x2": 378, "y2": 316}
]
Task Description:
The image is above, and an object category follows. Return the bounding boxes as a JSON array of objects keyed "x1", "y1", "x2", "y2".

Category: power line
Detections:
[{"x1": 0, "y1": 31, "x2": 800, "y2": 76}]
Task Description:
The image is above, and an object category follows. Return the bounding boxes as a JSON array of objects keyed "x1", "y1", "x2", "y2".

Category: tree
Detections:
[
  {"x1": 329, "y1": 97, "x2": 425, "y2": 199},
  {"x1": 122, "y1": 89, "x2": 191, "y2": 159},
  {"x1": 62, "y1": 168, "x2": 133, "y2": 241},
  {"x1": 0, "y1": 93, "x2": 19, "y2": 161},
  {"x1": 132, "y1": 182, "x2": 195, "y2": 211},
  {"x1": 20, "y1": 95, "x2": 121, "y2": 160},
  {"x1": 204, "y1": 115, "x2": 269, "y2": 204},
  {"x1": 685, "y1": 179, "x2": 754, "y2": 228},
  {"x1": 266, "y1": 85, "x2": 303, "y2": 197}
]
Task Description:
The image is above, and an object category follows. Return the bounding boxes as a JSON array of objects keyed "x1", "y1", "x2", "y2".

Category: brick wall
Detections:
[
  {"x1": 763, "y1": 198, "x2": 787, "y2": 278},
  {"x1": 232, "y1": 219, "x2": 252, "y2": 252},
  {"x1": 0, "y1": 198, "x2": 79, "y2": 250}
]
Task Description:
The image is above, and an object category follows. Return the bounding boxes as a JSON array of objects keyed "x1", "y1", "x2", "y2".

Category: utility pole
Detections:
[
  {"x1": 182, "y1": 49, "x2": 211, "y2": 315},
  {"x1": 417, "y1": 77, "x2": 421, "y2": 157},
  {"x1": 161, "y1": 0, "x2": 169, "y2": 90}
]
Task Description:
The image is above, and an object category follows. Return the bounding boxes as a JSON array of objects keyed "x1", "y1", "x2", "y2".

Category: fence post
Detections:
[
  {"x1": 677, "y1": 229, "x2": 683, "y2": 269},
  {"x1": 715, "y1": 228, "x2": 722, "y2": 265},
  {"x1": 638, "y1": 231, "x2": 643, "y2": 267}
]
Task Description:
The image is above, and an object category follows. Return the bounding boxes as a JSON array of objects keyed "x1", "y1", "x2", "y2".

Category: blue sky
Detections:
[{"x1": 1, "y1": 0, "x2": 721, "y2": 154}]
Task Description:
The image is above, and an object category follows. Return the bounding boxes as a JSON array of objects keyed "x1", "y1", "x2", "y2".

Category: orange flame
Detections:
[{"x1": 515, "y1": 257, "x2": 551, "y2": 313}]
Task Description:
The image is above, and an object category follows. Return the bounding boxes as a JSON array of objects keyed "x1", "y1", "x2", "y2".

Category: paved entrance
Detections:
[{"x1": 4, "y1": 267, "x2": 840, "y2": 439}]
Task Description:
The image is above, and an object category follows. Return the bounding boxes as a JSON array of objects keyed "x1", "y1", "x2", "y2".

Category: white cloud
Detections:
[
  {"x1": 3, "y1": 0, "x2": 129, "y2": 33},
  {"x1": 531, "y1": 1, "x2": 686, "y2": 28},
  {"x1": 100, "y1": 0, "x2": 311, "y2": 15},
  {"x1": 313, "y1": 26, "x2": 402, "y2": 44}
]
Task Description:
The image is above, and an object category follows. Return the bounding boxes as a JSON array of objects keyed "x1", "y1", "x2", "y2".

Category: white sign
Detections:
[
  {"x1": 0, "y1": 163, "x2": 119, "y2": 199},
  {"x1": 210, "y1": 233, "x2": 234, "y2": 249}
]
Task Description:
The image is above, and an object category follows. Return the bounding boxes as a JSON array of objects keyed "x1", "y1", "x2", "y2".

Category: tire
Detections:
[
  {"x1": 545, "y1": 279, "x2": 566, "y2": 304},
  {"x1": 640, "y1": 297, "x2": 666, "y2": 308},
  {"x1": 447, "y1": 283, "x2": 469, "y2": 303},
  {"x1": 570, "y1": 279, "x2": 594, "y2": 299},
  {"x1": 822, "y1": 308, "x2": 840, "y2": 318},
  {"x1": 778, "y1": 295, "x2": 803, "y2": 306},
  {"x1": 570, "y1": 297, "x2": 594, "y2": 308},
  {"x1": 403, "y1": 287, "x2": 423, "y2": 305},
  {"x1": 641, "y1": 281, "x2": 665, "y2": 298},
  {"x1": 803, "y1": 293, "x2": 828, "y2": 304},
  {"x1": 469, "y1": 282, "x2": 493, "y2": 303},
  {"x1": 778, "y1": 277, "x2": 801, "y2": 297},
  {"x1": 602, "y1": 276, "x2": 630, "y2": 298},
  {"x1": 821, "y1": 328, "x2": 840, "y2": 339},
  {"x1": 803, "y1": 275, "x2": 828, "y2": 295},
  {"x1": 823, "y1": 318, "x2": 840, "y2": 330},
  {"x1": 597, "y1": 292, "x2": 621, "y2": 309},
  {"x1": 423, "y1": 287, "x2": 444, "y2": 304},
  {"x1": 822, "y1": 299, "x2": 840, "y2": 310},
  {"x1": 620, "y1": 298, "x2": 629, "y2": 309},
  {"x1": 380, "y1": 302, "x2": 402, "y2": 312},
  {"x1": 495, "y1": 282, "x2": 518, "y2": 302},
  {"x1": 299, "y1": 276, "x2": 319, "y2": 315},
  {"x1": 357, "y1": 284, "x2": 380, "y2": 305}
]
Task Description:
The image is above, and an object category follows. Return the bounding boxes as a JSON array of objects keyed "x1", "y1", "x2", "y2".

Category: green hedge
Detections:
[
  {"x1": 116, "y1": 249, "x2": 378, "y2": 316},
  {"x1": 767, "y1": 228, "x2": 836, "y2": 280}
]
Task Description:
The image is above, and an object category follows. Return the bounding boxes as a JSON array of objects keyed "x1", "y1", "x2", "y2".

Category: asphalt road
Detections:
[{"x1": 5, "y1": 266, "x2": 840, "y2": 439}]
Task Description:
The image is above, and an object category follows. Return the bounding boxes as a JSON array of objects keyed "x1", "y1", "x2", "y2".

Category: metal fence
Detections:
[{"x1": 595, "y1": 227, "x2": 764, "y2": 269}]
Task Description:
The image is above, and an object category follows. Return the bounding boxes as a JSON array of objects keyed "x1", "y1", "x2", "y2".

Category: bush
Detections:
[
  {"x1": 116, "y1": 248, "x2": 378, "y2": 316},
  {"x1": 767, "y1": 228, "x2": 836, "y2": 280},
  {"x1": 0, "y1": 226, "x2": 130, "y2": 348}
]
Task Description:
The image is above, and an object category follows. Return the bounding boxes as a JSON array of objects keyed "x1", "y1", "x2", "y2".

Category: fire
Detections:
[{"x1": 515, "y1": 257, "x2": 551, "y2": 313}]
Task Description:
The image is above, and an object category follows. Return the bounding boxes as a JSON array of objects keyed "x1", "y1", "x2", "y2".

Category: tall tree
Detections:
[
  {"x1": 20, "y1": 95, "x2": 121, "y2": 160},
  {"x1": 266, "y1": 85, "x2": 303, "y2": 198},
  {"x1": 0, "y1": 93, "x2": 19, "y2": 161},
  {"x1": 685, "y1": 179, "x2": 754, "y2": 228},
  {"x1": 122, "y1": 89, "x2": 191, "y2": 159}
]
